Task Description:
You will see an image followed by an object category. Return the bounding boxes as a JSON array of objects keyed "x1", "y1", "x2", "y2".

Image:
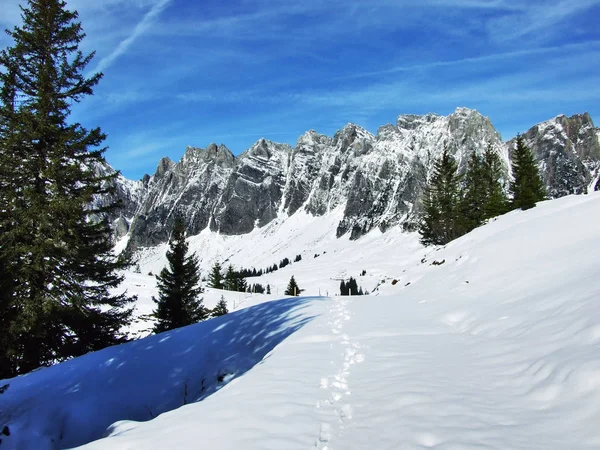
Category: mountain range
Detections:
[{"x1": 104, "y1": 107, "x2": 600, "y2": 251}]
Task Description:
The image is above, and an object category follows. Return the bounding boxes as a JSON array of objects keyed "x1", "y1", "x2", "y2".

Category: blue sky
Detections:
[{"x1": 1, "y1": 0, "x2": 599, "y2": 179}]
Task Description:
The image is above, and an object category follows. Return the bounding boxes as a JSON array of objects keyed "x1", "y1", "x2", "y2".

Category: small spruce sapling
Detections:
[
  {"x1": 212, "y1": 296, "x2": 229, "y2": 317},
  {"x1": 285, "y1": 276, "x2": 300, "y2": 296}
]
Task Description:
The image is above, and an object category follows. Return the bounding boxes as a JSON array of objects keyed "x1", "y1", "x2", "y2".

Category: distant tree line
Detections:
[
  {"x1": 340, "y1": 277, "x2": 366, "y2": 296},
  {"x1": 419, "y1": 138, "x2": 545, "y2": 246}
]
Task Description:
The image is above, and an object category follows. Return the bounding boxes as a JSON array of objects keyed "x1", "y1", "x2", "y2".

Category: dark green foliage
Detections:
[
  {"x1": 223, "y1": 265, "x2": 236, "y2": 291},
  {"x1": 208, "y1": 261, "x2": 223, "y2": 289},
  {"x1": 340, "y1": 277, "x2": 364, "y2": 296},
  {"x1": 340, "y1": 279, "x2": 349, "y2": 296},
  {"x1": 222, "y1": 264, "x2": 248, "y2": 292},
  {"x1": 153, "y1": 217, "x2": 207, "y2": 333},
  {"x1": 0, "y1": 253, "x2": 18, "y2": 379},
  {"x1": 294, "y1": 254, "x2": 302, "y2": 262},
  {"x1": 0, "y1": 0, "x2": 134, "y2": 376},
  {"x1": 251, "y1": 283, "x2": 265, "y2": 294},
  {"x1": 211, "y1": 296, "x2": 229, "y2": 317},
  {"x1": 419, "y1": 148, "x2": 463, "y2": 246},
  {"x1": 481, "y1": 144, "x2": 509, "y2": 218},
  {"x1": 265, "y1": 263, "x2": 278, "y2": 273},
  {"x1": 266, "y1": 284, "x2": 271, "y2": 295},
  {"x1": 459, "y1": 151, "x2": 487, "y2": 232},
  {"x1": 279, "y1": 257, "x2": 290, "y2": 269},
  {"x1": 459, "y1": 146, "x2": 509, "y2": 233},
  {"x1": 284, "y1": 276, "x2": 300, "y2": 296},
  {"x1": 421, "y1": 145, "x2": 510, "y2": 247},
  {"x1": 509, "y1": 135, "x2": 546, "y2": 210}
]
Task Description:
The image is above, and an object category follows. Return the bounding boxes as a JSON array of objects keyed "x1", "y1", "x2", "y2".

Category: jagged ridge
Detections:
[{"x1": 106, "y1": 107, "x2": 600, "y2": 249}]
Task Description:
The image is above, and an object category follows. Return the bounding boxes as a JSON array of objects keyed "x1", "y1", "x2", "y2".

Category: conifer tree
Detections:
[
  {"x1": 266, "y1": 284, "x2": 271, "y2": 295},
  {"x1": 223, "y1": 265, "x2": 237, "y2": 291},
  {"x1": 459, "y1": 151, "x2": 487, "y2": 232},
  {"x1": 0, "y1": 0, "x2": 134, "y2": 375},
  {"x1": 211, "y1": 295, "x2": 229, "y2": 317},
  {"x1": 509, "y1": 135, "x2": 546, "y2": 210},
  {"x1": 419, "y1": 148, "x2": 463, "y2": 246},
  {"x1": 340, "y1": 280, "x2": 349, "y2": 296},
  {"x1": 0, "y1": 253, "x2": 18, "y2": 379},
  {"x1": 208, "y1": 262, "x2": 223, "y2": 289},
  {"x1": 153, "y1": 217, "x2": 207, "y2": 333},
  {"x1": 285, "y1": 276, "x2": 300, "y2": 296},
  {"x1": 481, "y1": 143, "x2": 509, "y2": 219}
]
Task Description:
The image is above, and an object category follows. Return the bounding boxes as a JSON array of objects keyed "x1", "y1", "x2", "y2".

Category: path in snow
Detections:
[{"x1": 316, "y1": 296, "x2": 365, "y2": 449}]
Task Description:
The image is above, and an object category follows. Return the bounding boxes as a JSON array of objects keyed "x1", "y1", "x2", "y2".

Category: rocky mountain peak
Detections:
[
  {"x1": 296, "y1": 130, "x2": 331, "y2": 149},
  {"x1": 514, "y1": 113, "x2": 600, "y2": 197},
  {"x1": 155, "y1": 156, "x2": 174, "y2": 177},
  {"x1": 244, "y1": 138, "x2": 291, "y2": 160},
  {"x1": 396, "y1": 112, "x2": 440, "y2": 130},
  {"x1": 106, "y1": 108, "x2": 600, "y2": 250}
]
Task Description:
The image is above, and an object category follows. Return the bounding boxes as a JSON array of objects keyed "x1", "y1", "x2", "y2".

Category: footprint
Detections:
[
  {"x1": 319, "y1": 423, "x2": 332, "y2": 443},
  {"x1": 340, "y1": 404, "x2": 353, "y2": 419}
]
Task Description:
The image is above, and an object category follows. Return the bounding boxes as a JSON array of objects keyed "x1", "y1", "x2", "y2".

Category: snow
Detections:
[{"x1": 2, "y1": 192, "x2": 600, "y2": 449}]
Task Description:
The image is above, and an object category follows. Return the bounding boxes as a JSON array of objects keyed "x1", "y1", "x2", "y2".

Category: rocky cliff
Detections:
[{"x1": 106, "y1": 108, "x2": 600, "y2": 249}]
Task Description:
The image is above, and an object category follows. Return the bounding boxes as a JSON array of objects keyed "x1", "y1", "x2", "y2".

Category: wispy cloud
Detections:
[
  {"x1": 91, "y1": 0, "x2": 172, "y2": 74},
  {"x1": 337, "y1": 40, "x2": 600, "y2": 81},
  {"x1": 486, "y1": 0, "x2": 600, "y2": 44}
]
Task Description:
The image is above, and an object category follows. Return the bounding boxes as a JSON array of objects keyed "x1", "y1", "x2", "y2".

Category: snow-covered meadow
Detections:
[{"x1": 2, "y1": 192, "x2": 600, "y2": 449}]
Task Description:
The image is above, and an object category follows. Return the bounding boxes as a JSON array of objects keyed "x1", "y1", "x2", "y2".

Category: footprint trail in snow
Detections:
[{"x1": 316, "y1": 296, "x2": 365, "y2": 449}]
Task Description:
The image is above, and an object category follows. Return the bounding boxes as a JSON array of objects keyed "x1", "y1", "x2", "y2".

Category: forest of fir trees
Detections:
[{"x1": 419, "y1": 138, "x2": 546, "y2": 246}]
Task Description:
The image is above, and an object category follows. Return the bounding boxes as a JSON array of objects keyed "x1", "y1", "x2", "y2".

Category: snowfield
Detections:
[{"x1": 2, "y1": 192, "x2": 600, "y2": 449}]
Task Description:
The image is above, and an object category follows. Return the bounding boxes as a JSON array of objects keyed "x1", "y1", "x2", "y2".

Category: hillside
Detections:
[{"x1": 1, "y1": 192, "x2": 600, "y2": 449}]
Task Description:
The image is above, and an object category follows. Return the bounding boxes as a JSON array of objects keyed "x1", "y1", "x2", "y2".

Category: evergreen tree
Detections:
[
  {"x1": 0, "y1": 252, "x2": 19, "y2": 379},
  {"x1": 0, "y1": 0, "x2": 134, "y2": 375},
  {"x1": 481, "y1": 143, "x2": 509, "y2": 219},
  {"x1": 285, "y1": 276, "x2": 300, "y2": 296},
  {"x1": 211, "y1": 295, "x2": 229, "y2": 317},
  {"x1": 153, "y1": 217, "x2": 207, "y2": 333},
  {"x1": 347, "y1": 277, "x2": 359, "y2": 295},
  {"x1": 223, "y1": 265, "x2": 237, "y2": 291},
  {"x1": 237, "y1": 276, "x2": 248, "y2": 293},
  {"x1": 419, "y1": 148, "x2": 463, "y2": 246},
  {"x1": 509, "y1": 135, "x2": 546, "y2": 210},
  {"x1": 208, "y1": 261, "x2": 223, "y2": 289},
  {"x1": 340, "y1": 280, "x2": 349, "y2": 296},
  {"x1": 459, "y1": 151, "x2": 487, "y2": 232},
  {"x1": 266, "y1": 284, "x2": 271, "y2": 295}
]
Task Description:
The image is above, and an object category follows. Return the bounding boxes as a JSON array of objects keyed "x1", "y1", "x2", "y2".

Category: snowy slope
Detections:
[{"x1": 2, "y1": 193, "x2": 600, "y2": 449}]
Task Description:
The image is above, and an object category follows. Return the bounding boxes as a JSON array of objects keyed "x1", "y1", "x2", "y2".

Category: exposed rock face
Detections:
[
  {"x1": 106, "y1": 108, "x2": 599, "y2": 249},
  {"x1": 210, "y1": 139, "x2": 291, "y2": 235},
  {"x1": 515, "y1": 113, "x2": 600, "y2": 198}
]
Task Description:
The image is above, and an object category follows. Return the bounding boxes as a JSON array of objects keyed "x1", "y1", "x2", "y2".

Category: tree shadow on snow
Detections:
[{"x1": 0, "y1": 296, "x2": 323, "y2": 450}]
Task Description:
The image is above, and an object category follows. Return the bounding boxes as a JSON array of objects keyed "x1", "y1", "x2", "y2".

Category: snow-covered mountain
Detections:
[
  {"x1": 108, "y1": 107, "x2": 600, "y2": 250},
  {"x1": 3, "y1": 192, "x2": 600, "y2": 449}
]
